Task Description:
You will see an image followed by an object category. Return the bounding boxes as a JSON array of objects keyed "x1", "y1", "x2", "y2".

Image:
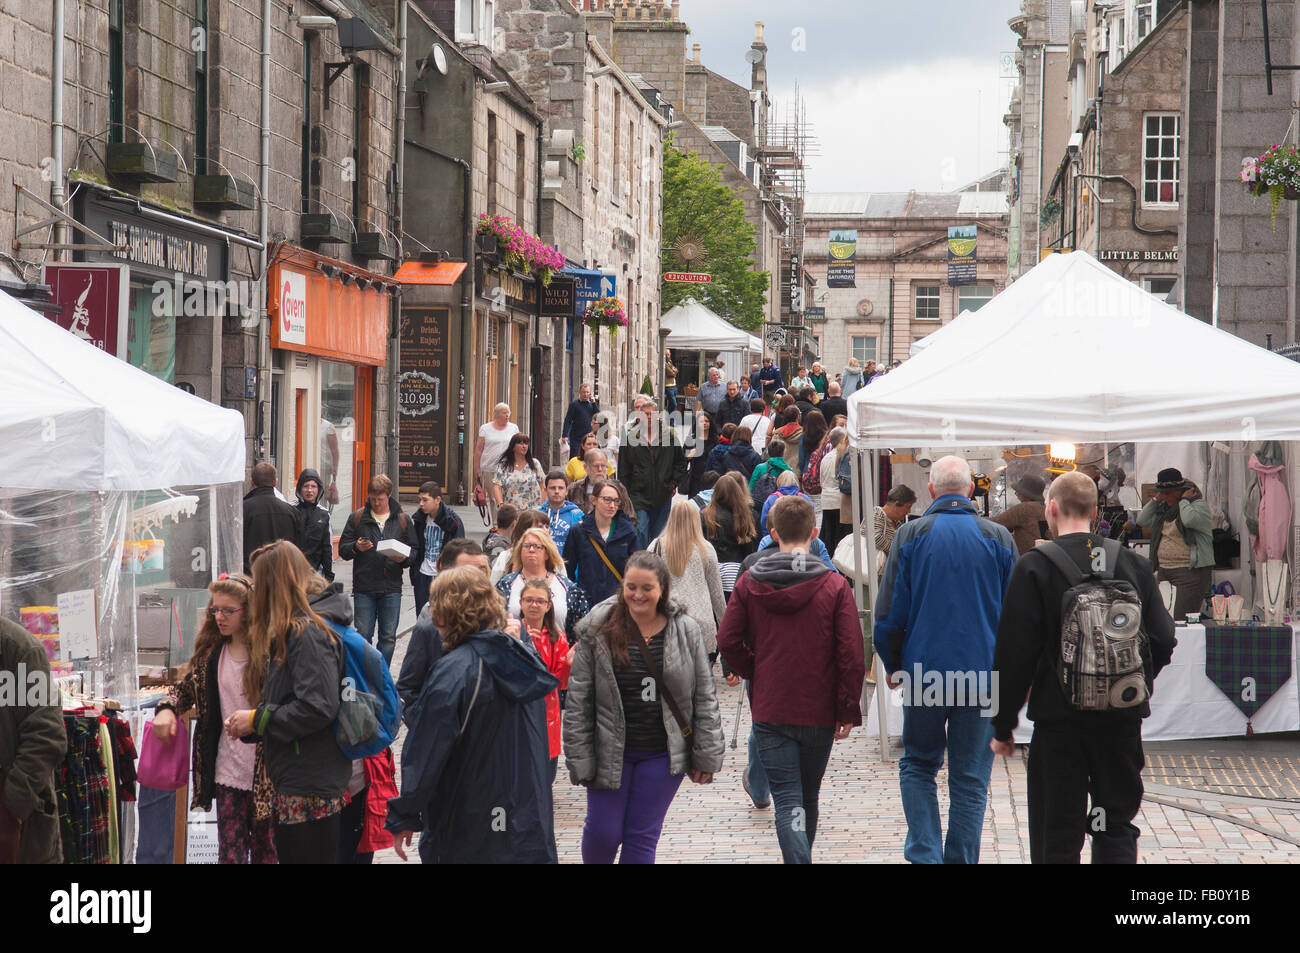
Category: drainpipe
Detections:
[
  {"x1": 258, "y1": 0, "x2": 272, "y2": 461},
  {"x1": 391, "y1": 1, "x2": 407, "y2": 478},
  {"x1": 51, "y1": 0, "x2": 67, "y2": 256},
  {"x1": 534, "y1": 112, "x2": 544, "y2": 447},
  {"x1": 404, "y1": 139, "x2": 473, "y2": 504}
]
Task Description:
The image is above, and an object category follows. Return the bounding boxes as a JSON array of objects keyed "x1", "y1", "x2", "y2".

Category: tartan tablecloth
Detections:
[{"x1": 1203, "y1": 624, "x2": 1294, "y2": 718}]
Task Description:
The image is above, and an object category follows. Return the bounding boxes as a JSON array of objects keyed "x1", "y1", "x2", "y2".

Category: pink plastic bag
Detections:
[{"x1": 137, "y1": 720, "x2": 190, "y2": 790}]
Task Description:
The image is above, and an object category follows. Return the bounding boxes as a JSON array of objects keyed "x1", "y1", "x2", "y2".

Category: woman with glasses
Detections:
[
  {"x1": 153, "y1": 572, "x2": 276, "y2": 864},
  {"x1": 492, "y1": 433, "x2": 546, "y2": 512},
  {"x1": 518, "y1": 578, "x2": 573, "y2": 781},
  {"x1": 563, "y1": 479, "x2": 640, "y2": 609},
  {"x1": 496, "y1": 526, "x2": 591, "y2": 635}
]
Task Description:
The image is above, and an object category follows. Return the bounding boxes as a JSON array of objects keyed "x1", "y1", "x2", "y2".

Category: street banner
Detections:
[
  {"x1": 42, "y1": 263, "x2": 130, "y2": 359},
  {"x1": 827, "y1": 229, "x2": 856, "y2": 288},
  {"x1": 948, "y1": 225, "x2": 978, "y2": 285},
  {"x1": 398, "y1": 307, "x2": 451, "y2": 492}
]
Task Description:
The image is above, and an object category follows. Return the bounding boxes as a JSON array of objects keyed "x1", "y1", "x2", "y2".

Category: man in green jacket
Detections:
[
  {"x1": 618, "y1": 399, "x2": 688, "y2": 549},
  {"x1": 0, "y1": 615, "x2": 67, "y2": 863},
  {"x1": 1137, "y1": 467, "x2": 1214, "y2": 621}
]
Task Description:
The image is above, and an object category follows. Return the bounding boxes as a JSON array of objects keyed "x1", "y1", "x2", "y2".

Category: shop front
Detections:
[
  {"x1": 475, "y1": 260, "x2": 537, "y2": 459},
  {"x1": 268, "y1": 246, "x2": 392, "y2": 537}
]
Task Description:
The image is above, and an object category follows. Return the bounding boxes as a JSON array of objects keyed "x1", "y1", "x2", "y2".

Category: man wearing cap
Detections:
[
  {"x1": 992, "y1": 473, "x2": 1048, "y2": 558},
  {"x1": 1137, "y1": 468, "x2": 1214, "y2": 620}
]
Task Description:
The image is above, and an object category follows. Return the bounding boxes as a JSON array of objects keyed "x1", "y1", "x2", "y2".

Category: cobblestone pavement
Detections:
[{"x1": 372, "y1": 624, "x2": 1300, "y2": 864}]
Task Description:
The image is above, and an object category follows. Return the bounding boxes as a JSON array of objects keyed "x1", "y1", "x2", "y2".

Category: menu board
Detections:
[{"x1": 398, "y1": 307, "x2": 452, "y2": 493}]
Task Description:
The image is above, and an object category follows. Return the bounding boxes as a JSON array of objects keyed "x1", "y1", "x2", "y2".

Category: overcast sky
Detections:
[{"x1": 678, "y1": 0, "x2": 1023, "y2": 193}]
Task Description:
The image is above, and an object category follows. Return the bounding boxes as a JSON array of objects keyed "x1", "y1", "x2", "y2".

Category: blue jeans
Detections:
[
  {"x1": 665, "y1": 386, "x2": 678, "y2": 415},
  {"x1": 899, "y1": 704, "x2": 995, "y2": 864},
  {"x1": 752, "y1": 722, "x2": 835, "y2": 864},
  {"x1": 353, "y1": 591, "x2": 402, "y2": 667},
  {"x1": 635, "y1": 499, "x2": 672, "y2": 550},
  {"x1": 745, "y1": 726, "x2": 770, "y2": 806}
]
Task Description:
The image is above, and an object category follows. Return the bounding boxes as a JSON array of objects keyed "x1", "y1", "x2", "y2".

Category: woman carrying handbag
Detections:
[{"x1": 564, "y1": 552, "x2": 725, "y2": 864}]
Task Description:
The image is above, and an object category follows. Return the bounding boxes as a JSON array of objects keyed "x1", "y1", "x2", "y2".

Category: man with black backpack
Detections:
[{"x1": 991, "y1": 470, "x2": 1177, "y2": 864}]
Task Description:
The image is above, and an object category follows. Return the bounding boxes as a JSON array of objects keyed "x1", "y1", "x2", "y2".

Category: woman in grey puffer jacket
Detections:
[{"x1": 563, "y1": 552, "x2": 725, "y2": 864}]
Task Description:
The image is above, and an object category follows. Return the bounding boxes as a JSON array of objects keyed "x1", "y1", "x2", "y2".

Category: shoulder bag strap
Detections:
[
  {"x1": 459, "y1": 657, "x2": 485, "y2": 736},
  {"x1": 588, "y1": 532, "x2": 623, "y2": 583},
  {"x1": 630, "y1": 626, "x2": 692, "y2": 740}
]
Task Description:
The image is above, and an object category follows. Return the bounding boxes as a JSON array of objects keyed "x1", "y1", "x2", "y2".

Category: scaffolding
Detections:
[{"x1": 758, "y1": 83, "x2": 819, "y2": 362}]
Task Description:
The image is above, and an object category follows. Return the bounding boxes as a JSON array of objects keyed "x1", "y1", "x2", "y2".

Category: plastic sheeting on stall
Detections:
[{"x1": 0, "y1": 484, "x2": 242, "y2": 706}]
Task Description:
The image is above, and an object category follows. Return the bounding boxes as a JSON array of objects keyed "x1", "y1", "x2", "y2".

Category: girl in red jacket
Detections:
[{"x1": 520, "y1": 578, "x2": 573, "y2": 781}]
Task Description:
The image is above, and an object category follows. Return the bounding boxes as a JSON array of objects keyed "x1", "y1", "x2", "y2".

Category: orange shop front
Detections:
[{"x1": 268, "y1": 247, "x2": 392, "y2": 539}]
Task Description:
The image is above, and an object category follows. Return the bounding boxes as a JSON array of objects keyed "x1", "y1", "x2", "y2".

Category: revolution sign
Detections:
[{"x1": 664, "y1": 272, "x2": 711, "y2": 283}]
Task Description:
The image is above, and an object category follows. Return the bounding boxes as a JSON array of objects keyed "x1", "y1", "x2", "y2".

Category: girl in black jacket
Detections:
[
  {"x1": 701, "y1": 472, "x2": 759, "y2": 596},
  {"x1": 228, "y1": 540, "x2": 348, "y2": 864}
]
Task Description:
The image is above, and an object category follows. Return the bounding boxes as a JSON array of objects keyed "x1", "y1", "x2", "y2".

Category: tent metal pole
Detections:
[
  {"x1": 868, "y1": 448, "x2": 889, "y2": 760},
  {"x1": 851, "y1": 445, "x2": 890, "y2": 761}
]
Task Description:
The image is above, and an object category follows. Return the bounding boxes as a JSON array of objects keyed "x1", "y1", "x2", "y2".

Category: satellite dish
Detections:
[
  {"x1": 744, "y1": 49, "x2": 763, "y2": 64},
  {"x1": 431, "y1": 43, "x2": 448, "y2": 75}
]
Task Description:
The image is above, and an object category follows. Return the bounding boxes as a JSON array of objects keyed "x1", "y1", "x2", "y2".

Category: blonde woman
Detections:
[
  {"x1": 649, "y1": 502, "x2": 727, "y2": 661},
  {"x1": 842, "y1": 358, "x2": 865, "y2": 395},
  {"x1": 495, "y1": 525, "x2": 590, "y2": 634}
]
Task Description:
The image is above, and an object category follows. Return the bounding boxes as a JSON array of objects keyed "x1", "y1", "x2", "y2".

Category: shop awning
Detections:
[{"x1": 393, "y1": 261, "x2": 467, "y2": 285}]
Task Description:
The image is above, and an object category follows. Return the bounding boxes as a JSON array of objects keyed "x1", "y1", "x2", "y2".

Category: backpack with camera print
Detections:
[{"x1": 1037, "y1": 538, "x2": 1149, "y2": 711}]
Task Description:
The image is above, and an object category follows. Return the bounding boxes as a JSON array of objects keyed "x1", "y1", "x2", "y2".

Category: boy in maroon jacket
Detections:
[{"x1": 718, "y1": 495, "x2": 866, "y2": 863}]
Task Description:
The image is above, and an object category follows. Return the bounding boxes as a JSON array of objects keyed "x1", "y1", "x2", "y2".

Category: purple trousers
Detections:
[{"x1": 581, "y1": 749, "x2": 684, "y2": 864}]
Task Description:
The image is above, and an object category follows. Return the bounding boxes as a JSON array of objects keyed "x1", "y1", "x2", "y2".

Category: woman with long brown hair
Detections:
[
  {"x1": 224, "y1": 540, "x2": 348, "y2": 864},
  {"x1": 152, "y1": 572, "x2": 276, "y2": 864},
  {"x1": 799, "y1": 409, "x2": 827, "y2": 475},
  {"x1": 565, "y1": 551, "x2": 724, "y2": 864},
  {"x1": 703, "y1": 471, "x2": 760, "y2": 595},
  {"x1": 649, "y1": 501, "x2": 726, "y2": 661}
]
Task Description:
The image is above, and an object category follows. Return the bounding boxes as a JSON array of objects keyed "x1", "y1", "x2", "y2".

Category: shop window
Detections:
[
  {"x1": 321, "y1": 361, "x2": 356, "y2": 538},
  {"x1": 1143, "y1": 113, "x2": 1179, "y2": 206},
  {"x1": 851, "y1": 336, "x2": 877, "y2": 365},
  {"x1": 914, "y1": 284, "x2": 941, "y2": 320},
  {"x1": 1143, "y1": 276, "x2": 1176, "y2": 298},
  {"x1": 126, "y1": 282, "x2": 175, "y2": 383},
  {"x1": 957, "y1": 284, "x2": 995, "y2": 312}
]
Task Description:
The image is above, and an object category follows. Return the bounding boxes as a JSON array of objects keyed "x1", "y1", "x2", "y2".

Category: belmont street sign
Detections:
[
  {"x1": 1098, "y1": 249, "x2": 1178, "y2": 262},
  {"x1": 664, "y1": 272, "x2": 711, "y2": 283}
]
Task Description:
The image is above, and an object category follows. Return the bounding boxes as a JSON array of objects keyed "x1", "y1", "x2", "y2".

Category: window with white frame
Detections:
[
  {"x1": 1135, "y1": 0, "x2": 1155, "y2": 40},
  {"x1": 851, "y1": 335, "x2": 877, "y2": 365},
  {"x1": 1112, "y1": 15, "x2": 1126, "y2": 65},
  {"x1": 1143, "y1": 113, "x2": 1179, "y2": 205},
  {"x1": 914, "y1": 284, "x2": 941, "y2": 320},
  {"x1": 456, "y1": 0, "x2": 495, "y2": 46},
  {"x1": 957, "y1": 284, "x2": 995, "y2": 312},
  {"x1": 1142, "y1": 276, "x2": 1176, "y2": 297}
]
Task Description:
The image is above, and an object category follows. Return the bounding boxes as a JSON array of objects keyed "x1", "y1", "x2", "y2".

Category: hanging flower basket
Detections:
[
  {"x1": 1242, "y1": 145, "x2": 1300, "y2": 230},
  {"x1": 475, "y1": 214, "x2": 566, "y2": 285},
  {"x1": 585, "y1": 296, "x2": 627, "y2": 334},
  {"x1": 1039, "y1": 197, "x2": 1062, "y2": 228}
]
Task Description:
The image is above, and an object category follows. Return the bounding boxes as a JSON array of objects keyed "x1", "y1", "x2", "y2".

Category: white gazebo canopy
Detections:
[
  {"x1": 661, "y1": 296, "x2": 762, "y2": 352},
  {"x1": 0, "y1": 289, "x2": 247, "y2": 490},
  {"x1": 849, "y1": 251, "x2": 1300, "y2": 449}
]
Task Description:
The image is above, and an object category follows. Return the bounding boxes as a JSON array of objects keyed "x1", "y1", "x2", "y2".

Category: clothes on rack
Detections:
[
  {"x1": 106, "y1": 713, "x2": 138, "y2": 803},
  {"x1": 55, "y1": 715, "x2": 113, "y2": 864}
]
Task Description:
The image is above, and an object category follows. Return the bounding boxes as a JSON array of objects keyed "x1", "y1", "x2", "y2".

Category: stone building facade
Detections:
[{"x1": 804, "y1": 191, "x2": 1010, "y2": 370}]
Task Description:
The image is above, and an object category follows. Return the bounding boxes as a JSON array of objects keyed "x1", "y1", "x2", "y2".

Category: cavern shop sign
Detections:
[{"x1": 1099, "y1": 249, "x2": 1178, "y2": 262}]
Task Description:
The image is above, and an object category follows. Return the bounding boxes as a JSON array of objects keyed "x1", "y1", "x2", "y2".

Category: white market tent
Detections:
[
  {"x1": 850, "y1": 251, "x2": 1300, "y2": 449},
  {"x1": 0, "y1": 289, "x2": 246, "y2": 490},
  {"x1": 909, "y1": 309, "x2": 971, "y2": 357},
  {"x1": 661, "y1": 296, "x2": 762, "y2": 353},
  {"x1": 844, "y1": 251, "x2": 1300, "y2": 758}
]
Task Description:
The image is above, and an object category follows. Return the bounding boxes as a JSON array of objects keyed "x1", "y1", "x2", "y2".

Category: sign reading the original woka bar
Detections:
[{"x1": 77, "y1": 193, "x2": 228, "y2": 282}]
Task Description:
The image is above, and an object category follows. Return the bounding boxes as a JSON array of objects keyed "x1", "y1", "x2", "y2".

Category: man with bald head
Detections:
[{"x1": 874, "y1": 455, "x2": 1017, "y2": 864}]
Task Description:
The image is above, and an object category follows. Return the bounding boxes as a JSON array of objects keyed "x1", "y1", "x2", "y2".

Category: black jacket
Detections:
[
  {"x1": 818, "y1": 396, "x2": 848, "y2": 422},
  {"x1": 408, "y1": 502, "x2": 466, "y2": 586},
  {"x1": 716, "y1": 393, "x2": 748, "y2": 430},
  {"x1": 397, "y1": 607, "x2": 445, "y2": 714},
  {"x1": 294, "y1": 469, "x2": 334, "y2": 581},
  {"x1": 562, "y1": 513, "x2": 639, "y2": 608},
  {"x1": 686, "y1": 436, "x2": 719, "y2": 498},
  {"x1": 338, "y1": 498, "x2": 419, "y2": 594},
  {"x1": 617, "y1": 421, "x2": 687, "y2": 511},
  {"x1": 242, "y1": 485, "x2": 304, "y2": 573},
  {"x1": 386, "y1": 630, "x2": 558, "y2": 863},
  {"x1": 562, "y1": 397, "x2": 600, "y2": 449},
  {"x1": 992, "y1": 532, "x2": 1177, "y2": 741},
  {"x1": 703, "y1": 506, "x2": 758, "y2": 564},
  {"x1": 250, "y1": 585, "x2": 351, "y2": 798}
]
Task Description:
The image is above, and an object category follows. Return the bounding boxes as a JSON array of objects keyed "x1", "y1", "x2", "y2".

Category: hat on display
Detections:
[
  {"x1": 1011, "y1": 474, "x2": 1046, "y2": 502},
  {"x1": 1155, "y1": 468, "x2": 1187, "y2": 490}
]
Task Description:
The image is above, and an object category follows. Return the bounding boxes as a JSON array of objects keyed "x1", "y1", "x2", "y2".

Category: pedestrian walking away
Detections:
[
  {"x1": 648, "y1": 501, "x2": 727, "y2": 662},
  {"x1": 874, "y1": 456, "x2": 1016, "y2": 864},
  {"x1": 563, "y1": 384, "x2": 600, "y2": 461},
  {"x1": 991, "y1": 473, "x2": 1048, "y2": 558},
  {"x1": 991, "y1": 471, "x2": 1177, "y2": 864},
  {"x1": 410, "y1": 481, "x2": 466, "y2": 617},
  {"x1": 387, "y1": 567, "x2": 558, "y2": 864},
  {"x1": 232, "y1": 541, "x2": 349, "y2": 864},
  {"x1": 152, "y1": 572, "x2": 277, "y2": 864},
  {"x1": 565, "y1": 552, "x2": 724, "y2": 864},
  {"x1": 718, "y1": 496, "x2": 865, "y2": 863},
  {"x1": 294, "y1": 468, "x2": 334, "y2": 581},
  {"x1": 337, "y1": 475, "x2": 418, "y2": 667},
  {"x1": 242, "y1": 462, "x2": 304, "y2": 574}
]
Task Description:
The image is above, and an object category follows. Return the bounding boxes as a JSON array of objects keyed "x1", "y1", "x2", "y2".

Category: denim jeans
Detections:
[
  {"x1": 752, "y1": 722, "x2": 836, "y2": 864},
  {"x1": 353, "y1": 591, "x2": 402, "y2": 667},
  {"x1": 745, "y1": 726, "x2": 771, "y2": 806},
  {"x1": 899, "y1": 704, "x2": 995, "y2": 864},
  {"x1": 635, "y1": 499, "x2": 672, "y2": 550}
]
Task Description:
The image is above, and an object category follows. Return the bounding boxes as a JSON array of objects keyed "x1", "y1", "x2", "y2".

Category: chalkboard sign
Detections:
[{"x1": 398, "y1": 308, "x2": 452, "y2": 493}]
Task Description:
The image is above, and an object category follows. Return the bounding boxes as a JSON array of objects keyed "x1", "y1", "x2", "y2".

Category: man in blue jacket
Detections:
[{"x1": 873, "y1": 456, "x2": 1016, "y2": 864}]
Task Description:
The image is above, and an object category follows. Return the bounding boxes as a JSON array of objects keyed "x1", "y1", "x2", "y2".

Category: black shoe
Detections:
[{"x1": 742, "y1": 767, "x2": 770, "y2": 809}]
